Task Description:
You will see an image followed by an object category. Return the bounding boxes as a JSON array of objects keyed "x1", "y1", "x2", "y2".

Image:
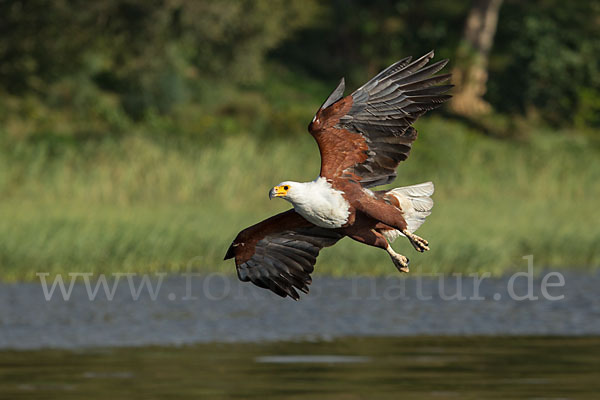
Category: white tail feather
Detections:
[{"x1": 388, "y1": 182, "x2": 434, "y2": 233}]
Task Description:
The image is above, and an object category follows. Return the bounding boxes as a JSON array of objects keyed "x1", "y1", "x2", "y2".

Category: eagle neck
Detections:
[{"x1": 288, "y1": 177, "x2": 350, "y2": 229}]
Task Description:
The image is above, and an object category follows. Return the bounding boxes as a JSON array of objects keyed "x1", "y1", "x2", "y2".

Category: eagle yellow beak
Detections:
[{"x1": 269, "y1": 185, "x2": 289, "y2": 199}]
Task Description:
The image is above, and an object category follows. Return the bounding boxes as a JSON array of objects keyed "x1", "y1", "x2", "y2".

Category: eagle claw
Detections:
[
  {"x1": 404, "y1": 230, "x2": 430, "y2": 253},
  {"x1": 392, "y1": 254, "x2": 410, "y2": 273}
]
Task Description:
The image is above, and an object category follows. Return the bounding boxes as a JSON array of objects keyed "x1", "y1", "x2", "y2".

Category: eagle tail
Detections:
[{"x1": 387, "y1": 182, "x2": 434, "y2": 233}]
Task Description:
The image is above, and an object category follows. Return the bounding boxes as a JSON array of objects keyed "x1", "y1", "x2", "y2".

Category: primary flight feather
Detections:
[{"x1": 225, "y1": 51, "x2": 451, "y2": 300}]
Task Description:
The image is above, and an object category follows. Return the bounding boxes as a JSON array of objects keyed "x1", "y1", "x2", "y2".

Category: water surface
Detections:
[
  {"x1": 1, "y1": 271, "x2": 599, "y2": 349},
  {"x1": 1, "y1": 336, "x2": 598, "y2": 399}
]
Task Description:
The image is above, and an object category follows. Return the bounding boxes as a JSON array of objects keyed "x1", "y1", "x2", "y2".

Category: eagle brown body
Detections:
[{"x1": 225, "y1": 52, "x2": 451, "y2": 299}]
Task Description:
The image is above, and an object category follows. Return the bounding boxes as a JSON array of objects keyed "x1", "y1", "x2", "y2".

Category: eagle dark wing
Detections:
[
  {"x1": 224, "y1": 210, "x2": 344, "y2": 300},
  {"x1": 309, "y1": 51, "x2": 451, "y2": 188}
]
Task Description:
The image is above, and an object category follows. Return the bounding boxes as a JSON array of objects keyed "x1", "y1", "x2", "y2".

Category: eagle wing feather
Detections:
[
  {"x1": 224, "y1": 210, "x2": 343, "y2": 300},
  {"x1": 309, "y1": 51, "x2": 451, "y2": 188}
]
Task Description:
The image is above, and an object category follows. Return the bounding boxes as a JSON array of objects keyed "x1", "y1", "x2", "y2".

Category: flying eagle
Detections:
[{"x1": 225, "y1": 51, "x2": 451, "y2": 299}]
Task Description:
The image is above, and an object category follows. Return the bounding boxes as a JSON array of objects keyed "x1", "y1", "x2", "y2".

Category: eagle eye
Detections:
[{"x1": 283, "y1": 185, "x2": 289, "y2": 191}]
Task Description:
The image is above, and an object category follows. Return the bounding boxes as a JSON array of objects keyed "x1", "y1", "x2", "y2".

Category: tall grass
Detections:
[{"x1": 1, "y1": 118, "x2": 599, "y2": 281}]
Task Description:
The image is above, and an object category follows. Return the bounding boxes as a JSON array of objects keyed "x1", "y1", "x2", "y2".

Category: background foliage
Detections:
[
  {"x1": 0, "y1": 0, "x2": 598, "y2": 279},
  {"x1": 1, "y1": 0, "x2": 598, "y2": 138}
]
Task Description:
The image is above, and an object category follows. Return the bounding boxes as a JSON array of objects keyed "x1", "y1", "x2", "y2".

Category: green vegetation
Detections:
[
  {"x1": 2, "y1": 113, "x2": 598, "y2": 280},
  {"x1": 1, "y1": 1, "x2": 599, "y2": 280},
  {"x1": 2, "y1": 1, "x2": 598, "y2": 137}
]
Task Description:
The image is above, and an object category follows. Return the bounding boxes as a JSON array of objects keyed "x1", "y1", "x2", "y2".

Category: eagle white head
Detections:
[{"x1": 268, "y1": 178, "x2": 350, "y2": 228}]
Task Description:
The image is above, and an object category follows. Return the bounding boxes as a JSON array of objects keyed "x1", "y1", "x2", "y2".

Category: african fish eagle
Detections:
[{"x1": 225, "y1": 51, "x2": 452, "y2": 299}]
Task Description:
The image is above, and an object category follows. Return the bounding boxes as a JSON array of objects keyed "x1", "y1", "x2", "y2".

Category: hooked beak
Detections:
[{"x1": 269, "y1": 186, "x2": 288, "y2": 200}]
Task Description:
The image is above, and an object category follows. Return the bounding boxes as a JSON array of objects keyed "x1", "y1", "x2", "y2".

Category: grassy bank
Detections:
[{"x1": 1, "y1": 118, "x2": 599, "y2": 281}]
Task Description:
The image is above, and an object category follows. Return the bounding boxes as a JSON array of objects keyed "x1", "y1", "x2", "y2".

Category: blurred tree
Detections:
[
  {"x1": 274, "y1": 0, "x2": 599, "y2": 129},
  {"x1": 450, "y1": 0, "x2": 503, "y2": 116},
  {"x1": 487, "y1": 0, "x2": 600, "y2": 128},
  {"x1": 1, "y1": 0, "x2": 598, "y2": 137},
  {"x1": 0, "y1": 0, "x2": 319, "y2": 130},
  {"x1": 271, "y1": 0, "x2": 468, "y2": 84}
]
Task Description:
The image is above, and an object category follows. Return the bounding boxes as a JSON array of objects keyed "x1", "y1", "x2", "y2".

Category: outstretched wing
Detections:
[
  {"x1": 224, "y1": 210, "x2": 344, "y2": 300},
  {"x1": 309, "y1": 51, "x2": 451, "y2": 188}
]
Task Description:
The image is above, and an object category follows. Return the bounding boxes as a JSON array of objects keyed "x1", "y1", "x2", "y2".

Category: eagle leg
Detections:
[
  {"x1": 343, "y1": 225, "x2": 411, "y2": 273},
  {"x1": 402, "y1": 229, "x2": 430, "y2": 252}
]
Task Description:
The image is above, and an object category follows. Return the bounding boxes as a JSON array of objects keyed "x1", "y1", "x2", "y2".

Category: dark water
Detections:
[
  {"x1": 1, "y1": 336, "x2": 599, "y2": 399},
  {"x1": 1, "y1": 272, "x2": 599, "y2": 398}
]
